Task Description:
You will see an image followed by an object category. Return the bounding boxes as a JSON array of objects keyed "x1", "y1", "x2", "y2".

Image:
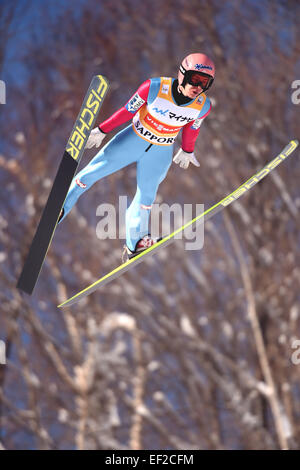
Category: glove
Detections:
[
  {"x1": 173, "y1": 149, "x2": 200, "y2": 170},
  {"x1": 85, "y1": 127, "x2": 107, "y2": 149}
]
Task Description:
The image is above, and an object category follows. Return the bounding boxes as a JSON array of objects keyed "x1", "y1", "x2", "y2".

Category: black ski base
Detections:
[{"x1": 17, "y1": 151, "x2": 78, "y2": 295}]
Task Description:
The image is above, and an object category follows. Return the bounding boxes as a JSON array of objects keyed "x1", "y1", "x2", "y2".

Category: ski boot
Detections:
[{"x1": 122, "y1": 235, "x2": 162, "y2": 262}]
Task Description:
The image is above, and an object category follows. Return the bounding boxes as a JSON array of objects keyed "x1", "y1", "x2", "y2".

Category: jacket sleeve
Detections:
[
  {"x1": 181, "y1": 99, "x2": 212, "y2": 153},
  {"x1": 99, "y1": 80, "x2": 151, "y2": 133}
]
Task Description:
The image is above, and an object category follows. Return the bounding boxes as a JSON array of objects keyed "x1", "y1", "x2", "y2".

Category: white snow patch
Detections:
[
  {"x1": 15, "y1": 132, "x2": 26, "y2": 145},
  {"x1": 180, "y1": 315, "x2": 195, "y2": 337}
]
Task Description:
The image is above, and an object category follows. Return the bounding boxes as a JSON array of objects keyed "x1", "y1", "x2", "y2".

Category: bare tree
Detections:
[{"x1": 0, "y1": 0, "x2": 299, "y2": 449}]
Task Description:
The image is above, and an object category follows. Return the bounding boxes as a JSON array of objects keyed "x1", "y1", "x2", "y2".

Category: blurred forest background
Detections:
[{"x1": 0, "y1": 0, "x2": 300, "y2": 450}]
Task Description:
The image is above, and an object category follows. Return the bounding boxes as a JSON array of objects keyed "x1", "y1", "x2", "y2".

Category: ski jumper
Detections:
[{"x1": 61, "y1": 77, "x2": 212, "y2": 251}]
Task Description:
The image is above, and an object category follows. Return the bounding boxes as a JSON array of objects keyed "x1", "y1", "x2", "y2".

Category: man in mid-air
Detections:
[{"x1": 59, "y1": 53, "x2": 215, "y2": 260}]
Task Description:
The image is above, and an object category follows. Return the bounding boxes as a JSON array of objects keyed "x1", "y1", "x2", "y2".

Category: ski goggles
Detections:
[
  {"x1": 185, "y1": 70, "x2": 214, "y2": 89},
  {"x1": 180, "y1": 65, "x2": 214, "y2": 91}
]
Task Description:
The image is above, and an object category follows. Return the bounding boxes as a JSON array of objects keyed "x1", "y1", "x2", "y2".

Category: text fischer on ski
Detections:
[{"x1": 59, "y1": 53, "x2": 215, "y2": 260}]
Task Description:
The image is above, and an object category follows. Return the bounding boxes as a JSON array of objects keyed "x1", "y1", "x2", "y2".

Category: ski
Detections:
[
  {"x1": 58, "y1": 139, "x2": 298, "y2": 308},
  {"x1": 17, "y1": 75, "x2": 109, "y2": 295}
]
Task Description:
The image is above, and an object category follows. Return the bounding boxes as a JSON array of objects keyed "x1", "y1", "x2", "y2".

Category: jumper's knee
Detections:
[
  {"x1": 140, "y1": 203, "x2": 152, "y2": 210},
  {"x1": 139, "y1": 188, "x2": 157, "y2": 208}
]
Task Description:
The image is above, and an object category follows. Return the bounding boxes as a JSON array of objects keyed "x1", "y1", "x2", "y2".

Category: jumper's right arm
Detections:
[
  {"x1": 86, "y1": 80, "x2": 150, "y2": 149},
  {"x1": 100, "y1": 80, "x2": 150, "y2": 132}
]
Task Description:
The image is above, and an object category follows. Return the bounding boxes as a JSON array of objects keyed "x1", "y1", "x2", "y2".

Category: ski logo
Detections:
[
  {"x1": 16, "y1": 75, "x2": 109, "y2": 295},
  {"x1": 66, "y1": 76, "x2": 109, "y2": 161}
]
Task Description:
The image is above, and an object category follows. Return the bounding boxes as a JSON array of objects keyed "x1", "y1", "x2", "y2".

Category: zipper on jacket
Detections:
[{"x1": 145, "y1": 143, "x2": 153, "y2": 152}]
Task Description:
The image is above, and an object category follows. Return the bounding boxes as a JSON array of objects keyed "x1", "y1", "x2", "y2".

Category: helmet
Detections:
[{"x1": 178, "y1": 53, "x2": 215, "y2": 92}]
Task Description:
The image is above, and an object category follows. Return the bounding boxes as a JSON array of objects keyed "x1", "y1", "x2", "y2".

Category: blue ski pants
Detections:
[{"x1": 61, "y1": 125, "x2": 173, "y2": 251}]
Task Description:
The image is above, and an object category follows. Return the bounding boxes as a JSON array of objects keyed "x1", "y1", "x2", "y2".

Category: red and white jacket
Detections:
[{"x1": 99, "y1": 77, "x2": 212, "y2": 151}]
